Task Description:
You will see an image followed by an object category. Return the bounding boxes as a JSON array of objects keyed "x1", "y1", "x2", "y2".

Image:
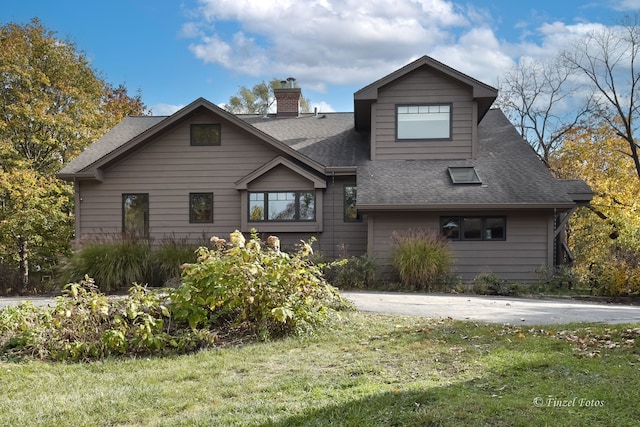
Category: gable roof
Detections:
[
  {"x1": 353, "y1": 55, "x2": 498, "y2": 132},
  {"x1": 356, "y1": 109, "x2": 592, "y2": 210},
  {"x1": 58, "y1": 98, "x2": 328, "y2": 180}
]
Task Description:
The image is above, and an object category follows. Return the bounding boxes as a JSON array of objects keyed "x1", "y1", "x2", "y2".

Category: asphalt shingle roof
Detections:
[
  {"x1": 356, "y1": 109, "x2": 583, "y2": 208},
  {"x1": 58, "y1": 106, "x2": 590, "y2": 209}
]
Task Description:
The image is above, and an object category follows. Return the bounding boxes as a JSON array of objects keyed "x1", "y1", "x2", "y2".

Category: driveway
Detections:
[
  {"x1": 2, "y1": 292, "x2": 640, "y2": 325},
  {"x1": 342, "y1": 291, "x2": 640, "y2": 325}
]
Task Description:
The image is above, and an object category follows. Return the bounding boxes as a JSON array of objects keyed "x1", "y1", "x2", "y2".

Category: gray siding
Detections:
[
  {"x1": 372, "y1": 67, "x2": 475, "y2": 160},
  {"x1": 76, "y1": 111, "x2": 367, "y2": 259},
  {"x1": 368, "y1": 211, "x2": 553, "y2": 283}
]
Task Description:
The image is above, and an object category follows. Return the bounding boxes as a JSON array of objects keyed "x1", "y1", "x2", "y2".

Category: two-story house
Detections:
[{"x1": 58, "y1": 56, "x2": 592, "y2": 283}]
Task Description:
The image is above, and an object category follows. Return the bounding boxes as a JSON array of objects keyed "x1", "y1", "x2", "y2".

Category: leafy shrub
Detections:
[
  {"x1": 390, "y1": 229, "x2": 453, "y2": 291},
  {"x1": 62, "y1": 237, "x2": 153, "y2": 293},
  {"x1": 0, "y1": 276, "x2": 216, "y2": 361},
  {"x1": 584, "y1": 248, "x2": 640, "y2": 296},
  {"x1": 471, "y1": 272, "x2": 522, "y2": 296},
  {"x1": 170, "y1": 231, "x2": 349, "y2": 338},
  {"x1": 323, "y1": 255, "x2": 377, "y2": 290}
]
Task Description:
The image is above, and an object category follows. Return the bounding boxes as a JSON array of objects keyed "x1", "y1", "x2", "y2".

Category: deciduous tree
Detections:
[
  {"x1": 225, "y1": 79, "x2": 311, "y2": 114},
  {"x1": 0, "y1": 19, "x2": 148, "y2": 289}
]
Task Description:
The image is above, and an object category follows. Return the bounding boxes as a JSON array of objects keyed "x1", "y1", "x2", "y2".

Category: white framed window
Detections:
[{"x1": 397, "y1": 104, "x2": 451, "y2": 140}]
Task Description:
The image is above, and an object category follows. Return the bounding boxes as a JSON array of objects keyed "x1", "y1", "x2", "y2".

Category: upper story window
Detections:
[
  {"x1": 190, "y1": 193, "x2": 213, "y2": 223},
  {"x1": 191, "y1": 124, "x2": 221, "y2": 146},
  {"x1": 397, "y1": 104, "x2": 451, "y2": 140},
  {"x1": 344, "y1": 185, "x2": 361, "y2": 222},
  {"x1": 122, "y1": 193, "x2": 149, "y2": 238},
  {"x1": 249, "y1": 191, "x2": 315, "y2": 222}
]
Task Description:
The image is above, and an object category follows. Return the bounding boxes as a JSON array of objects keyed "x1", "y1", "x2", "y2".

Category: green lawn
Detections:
[{"x1": 1, "y1": 312, "x2": 638, "y2": 426}]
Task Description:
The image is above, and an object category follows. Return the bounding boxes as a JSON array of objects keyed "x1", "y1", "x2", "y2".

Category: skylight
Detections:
[{"x1": 448, "y1": 167, "x2": 481, "y2": 184}]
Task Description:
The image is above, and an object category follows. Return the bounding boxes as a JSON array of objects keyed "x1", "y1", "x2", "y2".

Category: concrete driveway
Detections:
[
  {"x1": 2, "y1": 292, "x2": 640, "y2": 325},
  {"x1": 342, "y1": 291, "x2": 640, "y2": 325}
]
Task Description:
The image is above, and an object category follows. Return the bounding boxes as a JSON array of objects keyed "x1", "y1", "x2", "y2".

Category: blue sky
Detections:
[{"x1": 3, "y1": 0, "x2": 640, "y2": 115}]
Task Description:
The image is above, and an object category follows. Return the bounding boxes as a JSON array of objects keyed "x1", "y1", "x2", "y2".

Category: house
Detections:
[{"x1": 58, "y1": 56, "x2": 592, "y2": 283}]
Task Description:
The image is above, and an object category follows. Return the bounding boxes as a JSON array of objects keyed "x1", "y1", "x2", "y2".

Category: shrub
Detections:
[
  {"x1": 323, "y1": 255, "x2": 377, "y2": 290},
  {"x1": 170, "y1": 231, "x2": 349, "y2": 338},
  {"x1": 0, "y1": 276, "x2": 216, "y2": 361},
  {"x1": 390, "y1": 229, "x2": 453, "y2": 291},
  {"x1": 584, "y1": 248, "x2": 640, "y2": 296},
  {"x1": 62, "y1": 237, "x2": 153, "y2": 293}
]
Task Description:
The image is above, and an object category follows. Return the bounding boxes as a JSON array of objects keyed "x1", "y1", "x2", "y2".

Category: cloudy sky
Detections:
[{"x1": 4, "y1": 0, "x2": 640, "y2": 114}]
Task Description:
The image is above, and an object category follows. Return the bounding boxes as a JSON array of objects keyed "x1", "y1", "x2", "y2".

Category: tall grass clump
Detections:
[
  {"x1": 391, "y1": 229, "x2": 453, "y2": 291},
  {"x1": 63, "y1": 237, "x2": 153, "y2": 293},
  {"x1": 153, "y1": 236, "x2": 201, "y2": 287}
]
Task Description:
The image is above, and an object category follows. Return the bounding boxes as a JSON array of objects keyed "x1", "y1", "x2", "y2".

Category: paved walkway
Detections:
[
  {"x1": 342, "y1": 291, "x2": 640, "y2": 325},
  {"x1": 2, "y1": 292, "x2": 640, "y2": 325}
]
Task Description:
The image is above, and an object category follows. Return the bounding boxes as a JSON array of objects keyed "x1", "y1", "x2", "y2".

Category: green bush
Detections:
[
  {"x1": 0, "y1": 276, "x2": 216, "y2": 361},
  {"x1": 324, "y1": 255, "x2": 377, "y2": 289},
  {"x1": 390, "y1": 229, "x2": 453, "y2": 291},
  {"x1": 471, "y1": 272, "x2": 522, "y2": 296},
  {"x1": 171, "y1": 231, "x2": 349, "y2": 338},
  {"x1": 62, "y1": 237, "x2": 153, "y2": 293}
]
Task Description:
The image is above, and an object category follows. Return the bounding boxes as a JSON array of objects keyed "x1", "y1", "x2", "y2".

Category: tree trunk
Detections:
[{"x1": 18, "y1": 237, "x2": 29, "y2": 289}]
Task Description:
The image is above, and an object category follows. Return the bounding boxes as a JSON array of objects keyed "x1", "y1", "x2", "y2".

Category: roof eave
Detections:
[{"x1": 357, "y1": 202, "x2": 580, "y2": 211}]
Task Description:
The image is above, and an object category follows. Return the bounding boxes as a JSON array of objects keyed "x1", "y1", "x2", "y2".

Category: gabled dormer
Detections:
[{"x1": 354, "y1": 56, "x2": 497, "y2": 161}]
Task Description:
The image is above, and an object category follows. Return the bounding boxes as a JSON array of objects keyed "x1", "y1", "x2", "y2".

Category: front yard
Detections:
[{"x1": 1, "y1": 312, "x2": 638, "y2": 426}]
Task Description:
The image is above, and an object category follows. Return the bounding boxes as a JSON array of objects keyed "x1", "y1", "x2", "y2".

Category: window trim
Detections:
[
  {"x1": 343, "y1": 185, "x2": 361, "y2": 222},
  {"x1": 122, "y1": 193, "x2": 149, "y2": 238},
  {"x1": 248, "y1": 191, "x2": 316, "y2": 222},
  {"x1": 189, "y1": 192, "x2": 214, "y2": 223},
  {"x1": 190, "y1": 123, "x2": 221, "y2": 146},
  {"x1": 440, "y1": 216, "x2": 506, "y2": 241},
  {"x1": 396, "y1": 103, "x2": 452, "y2": 141}
]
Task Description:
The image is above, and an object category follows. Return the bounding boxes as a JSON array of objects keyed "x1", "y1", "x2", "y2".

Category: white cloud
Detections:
[
  {"x1": 185, "y1": 0, "x2": 471, "y2": 86},
  {"x1": 610, "y1": 0, "x2": 640, "y2": 11},
  {"x1": 151, "y1": 103, "x2": 184, "y2": 115}
]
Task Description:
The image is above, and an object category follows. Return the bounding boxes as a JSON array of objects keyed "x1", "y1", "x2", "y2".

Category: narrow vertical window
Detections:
[
  {"x1": 344, "y1": 185, "x2": 360, "y2": 221},
  {"x1": 190, "y1": 193, "x2": 213, "y2": 223},
  {"x1": 122, "y1": 193, "x2": 149, "y2": 238}
]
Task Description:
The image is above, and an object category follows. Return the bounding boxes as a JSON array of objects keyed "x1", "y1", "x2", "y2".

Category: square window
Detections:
[
  {"x1": 397, "y1": 104, "x2": 451, "y2": 140},
  {"x1": 191, "y1": 124, "x2": 221, "y2": 146},
  {"x1": 190, "y1": 193, "x2": 213, "y2": 223},
  {"x1": 462, "y1": 218, "x2": 483, "y2": 240},
  {"x1": 448, "y1": 167, "x2": 481, "y2": 184},
  {"x1": 484, "y1": 217, "x2": 505, "y2": 240}
]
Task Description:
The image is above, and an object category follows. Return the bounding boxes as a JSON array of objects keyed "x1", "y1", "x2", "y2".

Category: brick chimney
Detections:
[{"x1": 273, "y1": 77, "x2": 301, "y2": 118}]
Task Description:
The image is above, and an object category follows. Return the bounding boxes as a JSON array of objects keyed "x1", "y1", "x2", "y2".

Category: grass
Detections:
[{"x1": 1, "y1": 312, "x2": 639, "y2": 426}]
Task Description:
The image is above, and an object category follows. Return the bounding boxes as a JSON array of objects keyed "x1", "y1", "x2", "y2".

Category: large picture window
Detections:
[
  {"x1": 249, "y1": 191, "x2": 315, "y2": 221},
  {"x1": 397, "y1": 104, "x2": 451, "y2": 140},
  {"x1": 441, "y1": 216, "x2": 505, "y2": 241},
  {"x1": 190, "y1": 193, "x2": 213, "y2": 223},
  {"x1": 191, "y1": 124, "x2": 221, "y2": 146},
  {"x1": 122, "y1": 193, "x2": 149, "y2": 238}
]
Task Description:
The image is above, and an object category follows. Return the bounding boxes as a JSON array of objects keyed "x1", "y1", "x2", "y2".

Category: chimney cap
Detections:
[{"x1": 280, "y1": 80, "x2": 287, "y2": 88}]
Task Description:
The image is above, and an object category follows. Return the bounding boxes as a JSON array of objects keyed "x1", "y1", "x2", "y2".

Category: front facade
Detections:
[{"x1": 59, "y1": 56, "x2": 592, "y2": 283}]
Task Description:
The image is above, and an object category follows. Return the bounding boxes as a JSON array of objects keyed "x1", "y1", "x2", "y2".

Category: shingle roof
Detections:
[
  {"x1": 58, "y1": 116, "x2": 167, "y2": 176},
  {"x1": 239, "y1": 113, "x2": 369, "y2": 167},
  {"x1": 356, "y1": 109, "x2": 588, "y2": 209}
]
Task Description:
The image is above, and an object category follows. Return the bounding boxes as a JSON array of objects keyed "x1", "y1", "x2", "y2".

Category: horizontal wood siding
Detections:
[
  {"x1": 369, "y1": 211, "x2": 553, "y2": 283},
  {"x1": 247, "y1": 165, "x2": 314, "y2": 191},
  {"x1": 77, "y1": 112, "x2": 368, "y2": 259},
  {"x1": 78, "y1": 110, "x2": 284, "y2": 241},
  {"x1": 374, "y1": 67, "x2": 475, "y2": 160}
]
